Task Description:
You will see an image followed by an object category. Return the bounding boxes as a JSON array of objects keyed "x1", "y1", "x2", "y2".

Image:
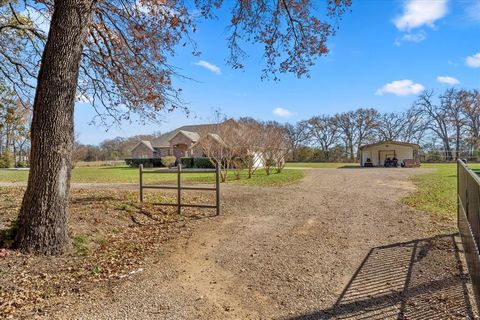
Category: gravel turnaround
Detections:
[{"x1": 52, "y1": 168, "x2": 477, "y2": 319}]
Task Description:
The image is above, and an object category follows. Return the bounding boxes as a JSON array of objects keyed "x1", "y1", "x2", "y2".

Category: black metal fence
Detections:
[
  {"x1": 139, "y1": 164, "x2": 220, "y2": 215},
  {"x1": 457, "y1": 159, "x2": 480, "y2": 302}
]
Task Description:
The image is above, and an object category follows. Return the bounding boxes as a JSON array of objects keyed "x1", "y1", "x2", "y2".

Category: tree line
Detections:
[
  {"x1": 284, "y1": 88, "x2": 480, "y2": 162},
  {"x1": 73, "y1": 133, "x2": 161, "y2": 164},
  {"x1": 0, "y1": 84, "x2": 30, "y2": 167},
  {"x1": 3, "y1": 87, "x2": 479, "y2": 167}
]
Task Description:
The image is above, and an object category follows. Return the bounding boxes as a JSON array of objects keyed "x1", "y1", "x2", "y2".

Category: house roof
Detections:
[
  {"x1": 207, "y1": 133, "x2": 225, "y2": 145},
  {"x1": 189, "y1": 133, "x2": 226, "y2": 150},
  {"x1": 168, "y1": 130, "x2": 200, "y2": 142},
  {"x1": 151, "y1": 124, "x2": 215, "y2": 148},
  {"x1": 131, "y1": 140, "x2": 154, "y2": 152},
  {"x1": 360, "y1": 140, "x2": 420, "y2": 150}
]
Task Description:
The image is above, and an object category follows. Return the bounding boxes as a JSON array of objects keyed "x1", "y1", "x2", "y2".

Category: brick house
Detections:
[{"x1": 130, "y1": 124, "x2": 215, "y2": 159}]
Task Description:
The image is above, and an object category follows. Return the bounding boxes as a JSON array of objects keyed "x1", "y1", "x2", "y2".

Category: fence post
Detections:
[
  {"x1": 177, "y1": 164, "x2": 182, "y2": 214},
  {"x1": 216, "y1": 163, "x2": 220, "y2": 216},
  {"x1": 458, "y1": 160, "x2": 460, "y2": 229},
  {"x1": 139, "y1": 164, "x2": 144, "y2": 202}
]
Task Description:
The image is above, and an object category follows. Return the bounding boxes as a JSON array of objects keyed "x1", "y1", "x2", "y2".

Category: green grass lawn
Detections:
[
  {"x1": 0, "y1": 166, "x2": 304, "y2": 186},
  {"x1": 285, "y1": 162, "x2": 359, "y2": 168},
  {"x1": 403, "y1": 163, "x2": 480, "y2": 219}
]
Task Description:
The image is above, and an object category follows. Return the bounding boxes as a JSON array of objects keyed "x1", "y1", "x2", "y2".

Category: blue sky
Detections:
[{"x1": 75, "y1": 0, "x2": 480, "y2": 144}]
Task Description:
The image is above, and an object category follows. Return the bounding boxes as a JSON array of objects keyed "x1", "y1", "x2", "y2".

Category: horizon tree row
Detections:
[
  {"x1": 0, "y1": 84, "x2": 30, "y2": 168},
  {"x1": 284, "y1": 88, "x2": 480, "y2": 162}
]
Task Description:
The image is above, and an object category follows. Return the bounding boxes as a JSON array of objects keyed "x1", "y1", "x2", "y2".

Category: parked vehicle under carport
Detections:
[{"x1": 359, "y1": 141, "x2": 420, "y2": 167}]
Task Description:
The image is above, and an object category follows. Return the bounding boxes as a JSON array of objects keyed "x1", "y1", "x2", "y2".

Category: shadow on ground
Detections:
[{"x1": 289, "y1": 234, "x2": 476, "y2": 320}]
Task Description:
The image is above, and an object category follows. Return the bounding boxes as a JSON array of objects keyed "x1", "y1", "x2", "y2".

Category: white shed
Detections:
[{"x1": 360, "y1": 141, "x2": 420, "y2": 167}]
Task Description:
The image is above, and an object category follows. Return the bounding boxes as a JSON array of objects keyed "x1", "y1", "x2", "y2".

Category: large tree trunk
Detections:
[
  {"x1": 14, "y1": 0, "x2": 96, "y2": 255},
  {"x1": 443, "y1": 139, "x2": 452, "y2": 161}
]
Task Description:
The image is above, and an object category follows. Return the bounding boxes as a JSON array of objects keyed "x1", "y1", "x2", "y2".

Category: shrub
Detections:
[
  {"x1": 194, "y1": 157, "x2": 215, "y2": 169},
  {"x1": 161, "y1": 156, "x2": 176, "y2": 168},
  {"x1": 180, "y1": 157, "x2": 194, "y2": 168},
  {"x1": 0, "y1": 151, "x2": 14, "y2": 168},
  {"x1": 125, "y1": 158, "x2": 163, "y2": 168},
  {"x1": 16, "y1": 161, "x2": 29, "y2": 168}
]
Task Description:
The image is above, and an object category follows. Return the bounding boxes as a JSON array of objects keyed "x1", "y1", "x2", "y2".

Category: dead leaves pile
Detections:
[{"x1": 0, "y1": 187, "x2": 215, "y2": 318}]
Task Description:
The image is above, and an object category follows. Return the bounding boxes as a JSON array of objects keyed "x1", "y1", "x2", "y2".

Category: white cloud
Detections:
[
  {"x1": 465, "y1": 0, "x2": 480, "y2": 22},
  {"x1": 437, "y1": 76, "x2": 460, "y2": 85},
  {"x1": 394, "y1": 0, "x2": 448, "y2": 31},
  {"x1": 394, "y1": 31, "x2": 427, "y2": 46},
  {"x1": 194, "y1": 60, "x2": 221, "y2": 75},
  {"x1": 448, "y1": 60, "x2": 459, "y2": 67},
  {"x1": 376, "y1": 80, "x2": 425, "y2": 96},
  {"x1": 273, "y1": 107, "x2": 294, "y2": 117},
  {"x1": 466, "y1": 53, "x2": 480, "y2": 68}
]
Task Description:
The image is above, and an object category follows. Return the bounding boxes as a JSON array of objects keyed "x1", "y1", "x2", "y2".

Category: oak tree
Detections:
[{"x1": 2, "y1": 0, "x2": 351, "y2": 254}]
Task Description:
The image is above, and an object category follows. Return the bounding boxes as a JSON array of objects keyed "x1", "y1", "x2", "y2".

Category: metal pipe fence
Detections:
[
  {"x1": 457, "y1": 159, "x2": 480, "y2": 303},
  {"x1": 139, "y1": 164, "x2": 220, "y2": 215}
]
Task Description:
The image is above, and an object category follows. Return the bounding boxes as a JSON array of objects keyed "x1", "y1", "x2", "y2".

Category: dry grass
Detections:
[{"x1": 0, "y1": 187, "x2": 214, "y2": 318}]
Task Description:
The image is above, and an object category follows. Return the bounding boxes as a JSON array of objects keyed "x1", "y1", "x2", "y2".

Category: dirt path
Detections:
[{"x1": 52, "y1": 168, "x2": 476, "y2": 319}]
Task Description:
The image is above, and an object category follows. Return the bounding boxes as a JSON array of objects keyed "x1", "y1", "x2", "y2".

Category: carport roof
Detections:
[{"x1": 360, "y1": 141, "x2": 420, "y2": 150}]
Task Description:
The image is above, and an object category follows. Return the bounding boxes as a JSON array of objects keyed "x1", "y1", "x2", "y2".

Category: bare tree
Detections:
[
  {"x1": 376, "y1": 112, "x2": 407, "y2": 141},
  {"x1": 461, "y1": 90, "x2": 480, "y2": 151},
  {"x1": 0, "y1": 85, "x2": 30, "y2": 165},
  {"x1": 284, "y1": 121, "x2": 309, "y2": 161},
  {"x1": 306, "y1": 115, "x2": 338, "y2": 161},
  {"x1": 237, "y1": 117, "x2": 263, "y2": 178},
  {"x1": 333, "y1": 111, "x2": 356, "y2": 160},
  {"x1": 400, "y1": 108, "x2": 427, "y2": 144},
  {"x1": 198, "y1": 119, "x2": 241, "y2": 182},
  {"x1": 353, "y1": 108, "x2": 379, "y2": 159},
  {"x1": 259, "y1": 121, "x2": 288, "y2": 175},
  {"x1": 442, "y1": 88, "x2": 466, "y2": 159},
  {"x1": 414, "y1": 90, "x2": 453, "y2": 160},
  {"x1": 333, "y1": 108, "x2": 379, "y2": 160}
]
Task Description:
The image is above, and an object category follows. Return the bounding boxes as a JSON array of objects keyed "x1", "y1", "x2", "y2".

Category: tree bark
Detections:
[{"x1": 14, "y1": 0, "x2": 96, "y2": 255}]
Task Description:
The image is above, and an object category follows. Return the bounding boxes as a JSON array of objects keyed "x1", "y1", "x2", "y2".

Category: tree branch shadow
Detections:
[{"x1": 288, "y1": 234, "x2": 477, "y2": 319}]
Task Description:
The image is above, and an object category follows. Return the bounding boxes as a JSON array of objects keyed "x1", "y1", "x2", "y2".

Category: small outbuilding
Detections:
[{"x1": 360, "y1": 141, "x2": 420, "y2": 167}]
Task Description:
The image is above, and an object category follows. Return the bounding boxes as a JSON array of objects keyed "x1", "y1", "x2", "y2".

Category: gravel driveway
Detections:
[{"x1": 52, "y1": 168, "x2": 477, "y2": 319}]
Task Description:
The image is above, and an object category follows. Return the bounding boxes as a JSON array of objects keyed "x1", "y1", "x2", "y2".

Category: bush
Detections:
[
  {"x1": 194, "y1": 157, "x2": 215, "y2": 169},
  {"x1": 180, "y1": 157, "x2": 215, "y2": 168},
  {"x1": 125, "y1": 158, "x2": 163, "y2": 168},
  {"x1": 16, "y1": 161, "x2": 29, "y2": 168},
  {"x1": 180, "y1": 157, "x2": 194, "y2": 168},
  {"x1": 161, "y1": 156, "x2": 176, "y2": 168},
  {"x1": 0, "y1": 151, "x2": 14, "y2": 168}
]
